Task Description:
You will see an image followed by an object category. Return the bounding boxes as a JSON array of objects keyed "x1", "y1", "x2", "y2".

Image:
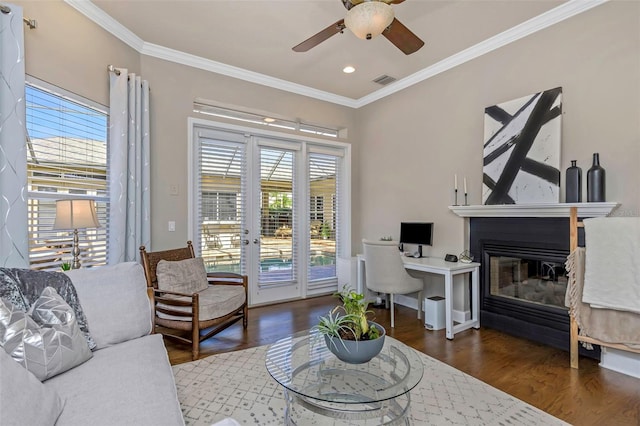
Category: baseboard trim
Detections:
[{"x1": 600, "y1": 348, "x2": 640, "y2": 379}]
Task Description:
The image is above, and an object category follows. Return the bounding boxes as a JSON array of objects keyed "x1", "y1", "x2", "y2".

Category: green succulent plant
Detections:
[{"x1": 315, "y1": 286, "x2": 380, "y2": 344}]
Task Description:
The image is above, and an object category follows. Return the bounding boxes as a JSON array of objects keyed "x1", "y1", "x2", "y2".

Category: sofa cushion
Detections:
[
  {"x1": 44, "y1": 334, "x2": 184, "y2": 426},
  {"x1": 65, "y1": 262, "x2": 152, "y2": 349},
  {"x1": 156, "y1": 257, "x2": 208, "y2": 294},
  {"x1": 157, "y1": 284, "x2": 245, "y2": 321},
  {"x1": 0, "y1": 340, "x2": 64, "y2": 426},
  {"x1": 0, "y1": 287, "x2": 92, "y2": 381}
]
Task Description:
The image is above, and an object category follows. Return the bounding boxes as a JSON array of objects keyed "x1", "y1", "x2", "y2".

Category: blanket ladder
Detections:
[{"x1": 569, "y1": 207, "x2": 640, "y2": 369}]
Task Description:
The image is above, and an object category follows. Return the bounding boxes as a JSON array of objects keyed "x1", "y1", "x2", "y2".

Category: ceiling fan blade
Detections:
[
  {"x1": 382, "y1": 18, "x2": 424, "y2": 55},
  {"x1": 293, "y1": 19, "x2": 346, "y2": 52}
]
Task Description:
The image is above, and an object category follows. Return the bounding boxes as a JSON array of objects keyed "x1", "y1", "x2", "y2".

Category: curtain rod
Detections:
[
  {"x1": 107, "y1": 65, "x2": 150, "y2": 91},
  {"x1": 107, "y1": 65, "x2": 121, "y2": 76},
  {"x1": 0, "y1": 4, "x2": 37, "y2": 29}
]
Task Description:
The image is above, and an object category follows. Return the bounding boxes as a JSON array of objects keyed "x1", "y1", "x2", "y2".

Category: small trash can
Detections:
[{"x1": 424, "y1": 296, "x2": 445, "y2": 330}]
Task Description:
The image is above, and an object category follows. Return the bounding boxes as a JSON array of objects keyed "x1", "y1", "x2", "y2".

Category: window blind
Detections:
[
  {"x1": 197, "y1": 132, "x2": 247, "y2": 275},
  {"x1": 26, "y1": 83, "x2": 108, "y2": 270},
  {"x1": 259, "y1": 146, "x2": 296, "y2": 284},
  {"x1": 308, "y1": 151, "x2": 340, "y2": 285}
]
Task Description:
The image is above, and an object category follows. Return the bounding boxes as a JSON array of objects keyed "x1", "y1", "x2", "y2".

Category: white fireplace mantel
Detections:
[{"x1": 448, "y1": 202, "x2": 619, "y2": 218}]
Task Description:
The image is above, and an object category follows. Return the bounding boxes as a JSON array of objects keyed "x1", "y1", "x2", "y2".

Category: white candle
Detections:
[
  {"x1": 464, "y1": 177, "x2": 467, "y2": 194},
  {"x1": 454, "y1": 174, "x2": 458, "y2": 191}
]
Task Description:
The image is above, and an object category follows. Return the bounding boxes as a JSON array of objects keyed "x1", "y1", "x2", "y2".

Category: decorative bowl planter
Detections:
[{"x1": 324, "y1": 321, "x2": 386, "y2": 364}]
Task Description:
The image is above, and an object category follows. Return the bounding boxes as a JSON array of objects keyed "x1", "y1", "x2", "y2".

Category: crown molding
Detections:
[
  {"x1": 66, "y1": 0, "x2": 607, "y2": 109},
  {"x1": 140, "y1": 43, "x2": 359, "y2": 108}
]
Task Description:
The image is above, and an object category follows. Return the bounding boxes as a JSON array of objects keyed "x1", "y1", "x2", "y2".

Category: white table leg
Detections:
[
  {"x1": 471, "y1": 267, "x2": 480, "y2": 329},
  {"x1": 445, "y1": 272, "x2": 454, "y2": 339}
]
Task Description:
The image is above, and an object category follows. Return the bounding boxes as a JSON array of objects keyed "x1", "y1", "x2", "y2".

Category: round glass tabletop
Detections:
[{"x1": 265, "y1": 329, "x2": 424, "y2": 405}]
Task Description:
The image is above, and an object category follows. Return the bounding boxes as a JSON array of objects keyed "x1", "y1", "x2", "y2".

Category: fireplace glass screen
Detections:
[{"x1": 489, "y1": 256, "x2": 567, "y2": 309}]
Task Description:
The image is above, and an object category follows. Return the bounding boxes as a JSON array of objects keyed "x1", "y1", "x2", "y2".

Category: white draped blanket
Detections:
[{"x1": 583, "y1": 217, "x2": 640, "y2": 314}]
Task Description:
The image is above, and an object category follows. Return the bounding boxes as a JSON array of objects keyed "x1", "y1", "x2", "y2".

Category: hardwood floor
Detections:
[{"x1": 164, "y1": 295, "x2": 640, "y2": 425}]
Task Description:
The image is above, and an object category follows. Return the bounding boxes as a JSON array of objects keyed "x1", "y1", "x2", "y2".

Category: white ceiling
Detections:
[{"x1": 66, "y1": 0, "x2": 605, "y2": 108}]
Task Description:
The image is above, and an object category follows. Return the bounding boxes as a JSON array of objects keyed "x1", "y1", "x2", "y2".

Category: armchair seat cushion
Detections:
[{"x1": 157, "y1": 285, "x2": 246, "y2": 322}]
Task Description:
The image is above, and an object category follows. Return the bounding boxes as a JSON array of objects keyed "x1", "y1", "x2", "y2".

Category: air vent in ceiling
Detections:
[{"x1": 373, "y1": 75, "x2": 397, "y2": 86}]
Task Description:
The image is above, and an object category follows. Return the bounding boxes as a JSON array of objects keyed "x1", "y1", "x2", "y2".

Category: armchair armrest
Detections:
[
  {"x1": 206, "y1": 272, "x2": 248, "y2": 289},
  {"x1": 153, "y1": 288, "x2": 198, "y2": 298},
  {"x1": 153, "y1": 288, "x2": 200, "y2": 323}
]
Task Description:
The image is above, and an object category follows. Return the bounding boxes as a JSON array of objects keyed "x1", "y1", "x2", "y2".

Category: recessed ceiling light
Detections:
[
  {"x1": 343, "y1": 66, "x2": 356, "y2": 74},
  {"x1": 263, "y1": 117, "x2": 276, "y2": 123}
]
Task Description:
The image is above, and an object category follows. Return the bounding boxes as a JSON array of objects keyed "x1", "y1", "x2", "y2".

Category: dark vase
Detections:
[
  {"x1": 587, "y1": 153, "x2": 606, "y2": 202},
  {"x1": 565, "y1": 160, "x2": 582, "y2": 203}
]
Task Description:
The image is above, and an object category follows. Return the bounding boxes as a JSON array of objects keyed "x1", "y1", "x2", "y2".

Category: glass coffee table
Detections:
[{"x1": 265, "y1": 329, "x2": 424, "y2": 425}]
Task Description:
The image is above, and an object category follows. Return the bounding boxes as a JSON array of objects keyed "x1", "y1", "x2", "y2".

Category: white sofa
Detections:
[{"x1": 1, "y1": 262, "x2": 184, "y2": 426}]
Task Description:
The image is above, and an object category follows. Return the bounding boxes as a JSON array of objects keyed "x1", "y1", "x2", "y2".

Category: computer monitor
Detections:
[{"x1": 399, "y1": 222, "x2": 433, "y2": 258}]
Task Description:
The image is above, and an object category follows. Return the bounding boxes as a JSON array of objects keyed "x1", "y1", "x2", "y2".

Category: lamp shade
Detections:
[
  {"x1": 53, "y1": 199, "x2": 101, "y2": 230},
  {"x1": 344, "y1": 1, "x2": 394, "y2": 40}
]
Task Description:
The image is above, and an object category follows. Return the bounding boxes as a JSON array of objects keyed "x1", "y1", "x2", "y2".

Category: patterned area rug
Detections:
[{"x1": 172, "y1": 338, "x2": 568, "y2": 425}]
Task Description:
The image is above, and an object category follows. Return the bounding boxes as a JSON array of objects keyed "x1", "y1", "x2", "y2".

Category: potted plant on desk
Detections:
[{"x1": 316, "y1": 286, "x2": 385, "y2": 364}]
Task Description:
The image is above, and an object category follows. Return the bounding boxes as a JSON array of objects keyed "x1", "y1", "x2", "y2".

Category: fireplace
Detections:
[
  {"x1": 469, "y1": 216, "x2": 597, "y2": 358},
  {"x1": 485, "y1": 243, "x2": 567, "y2": 311}
]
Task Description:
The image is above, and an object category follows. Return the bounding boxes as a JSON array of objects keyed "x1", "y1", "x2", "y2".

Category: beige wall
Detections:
[
  {"x1": 354, "y1": 0, "x2": 640, "y2": 259},
  {"x1": 16, "y1": 1, "x2": 639, "y2": 277},
  {"x1": 139, "y1": 56, "x2": 356, "y2": 249},
  {"x1": 16, "y1": 1, "x2": 356, "y2": 252},
  {"x1": 17, "y1": 1, "x2": 139, "y2": 106}
]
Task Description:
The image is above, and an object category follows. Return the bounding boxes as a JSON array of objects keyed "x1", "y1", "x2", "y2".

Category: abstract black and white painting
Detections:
[{"x1": 483, "y1": 87, "x2": 562, "y2": 205}]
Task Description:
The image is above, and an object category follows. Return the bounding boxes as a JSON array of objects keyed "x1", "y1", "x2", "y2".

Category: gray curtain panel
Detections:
[
  {"x1": 108, "y1": 69, "x2": 151, "y2": 263},
  {"x1": 0, "y1": 4, "x2": 29, "y2": 268}
]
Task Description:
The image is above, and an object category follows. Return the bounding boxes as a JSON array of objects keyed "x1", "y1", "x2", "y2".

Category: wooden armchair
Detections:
[{"x1": 139, "y1": 241, "x2": 248, "y2": 360}]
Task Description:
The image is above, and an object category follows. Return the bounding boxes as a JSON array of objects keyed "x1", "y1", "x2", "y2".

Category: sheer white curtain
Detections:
[
  {"x1": 0, "y1": 4, "x2": 28, "y2": 267},
  {"x1": 108, "y1": 68, "x2": 151, "y2": 263}
]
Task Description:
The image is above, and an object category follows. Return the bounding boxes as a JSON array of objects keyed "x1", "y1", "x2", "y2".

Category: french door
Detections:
[
  {"x1": 251, "y1": 139, "x2": 300, "y2": 304},
  {"x1": 190, "y1": 120, "x2": 350, "y2": 306}
]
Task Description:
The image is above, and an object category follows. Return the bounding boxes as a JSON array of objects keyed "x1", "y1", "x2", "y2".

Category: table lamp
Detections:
[{"x1": 53, "y1": 199, "x2": 101, "y2": 269}]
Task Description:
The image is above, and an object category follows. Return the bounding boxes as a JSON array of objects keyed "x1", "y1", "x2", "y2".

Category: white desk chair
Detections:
[{"x1": 362, "y1": 239, "x2": 424, "y2": 328}]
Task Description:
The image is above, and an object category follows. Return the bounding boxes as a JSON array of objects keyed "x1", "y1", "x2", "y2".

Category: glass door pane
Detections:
[
  {"x1": 258, "y1": 147, "x2": 295, "y2": 284},
  {"x1": 308, "y1": 153, "x2": 337, "y2": 283},
  {"x1": 198, "y1": 138, "x2": 246, "y2": 274}
]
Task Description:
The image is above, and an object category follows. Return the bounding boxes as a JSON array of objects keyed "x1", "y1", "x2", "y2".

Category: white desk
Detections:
[{"x1": 357, "y1": 254, "x2": 481, "y2": 340}]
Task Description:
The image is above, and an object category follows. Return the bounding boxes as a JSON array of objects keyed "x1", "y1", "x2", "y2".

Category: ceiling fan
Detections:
[{"x1": 293, "y1": 0, "x2": 424, "y2": 55}]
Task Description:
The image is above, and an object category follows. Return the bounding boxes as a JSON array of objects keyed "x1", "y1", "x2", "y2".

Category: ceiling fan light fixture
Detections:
[{"x1": 344, "y1": 1, "x2": 394, "y2": 40}]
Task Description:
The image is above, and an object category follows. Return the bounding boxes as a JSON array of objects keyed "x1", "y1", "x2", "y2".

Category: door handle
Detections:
[
  {"x1": 253, "y1": 238, "x2": 260, "y2": 244},
  {"x1": 243, "y1": 239, "x2": 250, "y2": 245},
  {"x1": 243, "y1": 229, "x2": 249, "y2": 234}
]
